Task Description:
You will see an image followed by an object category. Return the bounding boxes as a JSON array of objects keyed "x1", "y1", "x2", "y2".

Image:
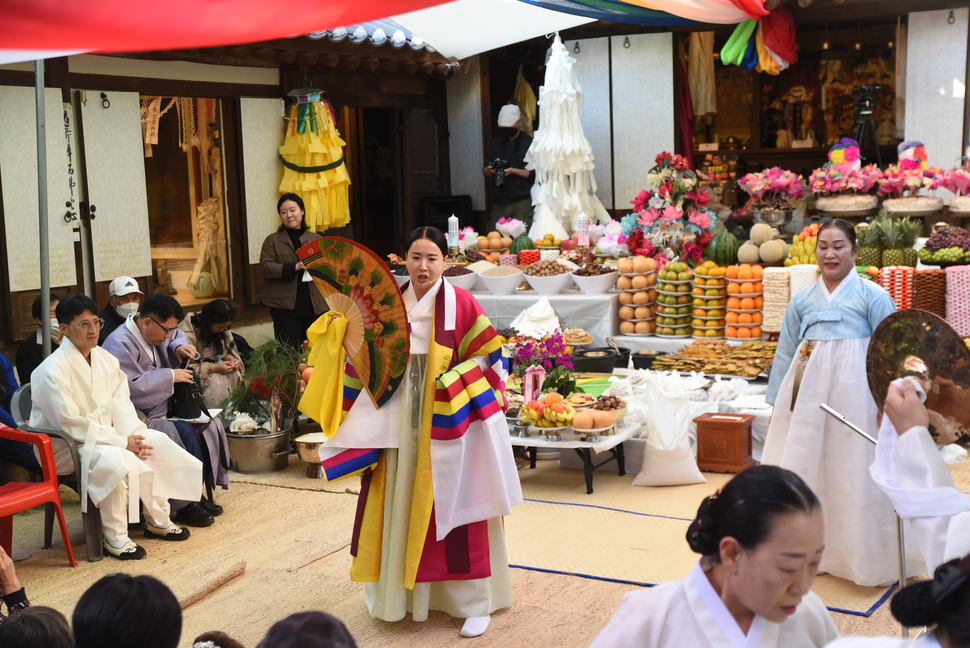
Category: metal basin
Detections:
[{"x1": 226, "y1": 430, "x2": 290, "y2": 474}]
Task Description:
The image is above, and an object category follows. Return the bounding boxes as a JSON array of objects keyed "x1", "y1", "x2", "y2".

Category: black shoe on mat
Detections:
[
  {"x1": 201, "y1": 496, "x2": 224, "y2": 516},
  {"x1": 173, "y1": 502, "x2": 214, "y2": 527}
]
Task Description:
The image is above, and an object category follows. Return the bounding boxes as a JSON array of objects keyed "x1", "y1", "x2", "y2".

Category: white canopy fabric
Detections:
[{"x1": 393, "y1": 0, "x2": 595, "y2": 61}]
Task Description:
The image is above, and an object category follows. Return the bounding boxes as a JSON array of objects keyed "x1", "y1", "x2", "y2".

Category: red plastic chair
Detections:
[{"x1": 0, "y1": 424, "x2": 77, "y2": 567}]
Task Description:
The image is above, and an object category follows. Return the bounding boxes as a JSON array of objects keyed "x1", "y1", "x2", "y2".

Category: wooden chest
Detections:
[{"x1": 693, "y1": 412, "x2": 756, "y2": 473}]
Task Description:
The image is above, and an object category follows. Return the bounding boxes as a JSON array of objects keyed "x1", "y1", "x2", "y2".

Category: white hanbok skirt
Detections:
[{"x1": 762, "y1": 338, "x2": 925, "y2": 586}]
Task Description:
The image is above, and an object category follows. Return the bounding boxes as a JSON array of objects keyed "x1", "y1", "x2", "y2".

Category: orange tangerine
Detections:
[
  {"x1": 693, "y1": 308, "x2": 706, "y2": 317},
  {"x1": 740, "y1": 297, "x2": 755, "y2": 310},
  {"x1": 737, "y1": 327, "x2": 751, "y2": 338},
  {"x1": 738, "y1": 265, "x2": 753, "y2": 280},
  {"x1": 750, "y1": 326, "x2": 762, "y2": 338},
  {"x1": 740, "y1": 282, "x2": 755, "y2": 294},
  {"x1": 751, "y1": 265, "x2": 764, "y2": 279},
  {"x1": 754, "y1": 296, "x2": 764, "y2": 308},
  {"x1": 726, "y1": 312, "x2": 739, "y2": 324},
  {"x1": 752, "y1": 312, "x2": 763, "y2": 323},
  {"x1": 727, "y1": 297, "x2": 741, "y2": 309},
  {"x1": 738, "y1": 313, "x2": 753, "y2": 324},
  {"x1": 726, "y1": 325, "x2": 738, "y2": 338},
  {"x1": 753, "y1": 281, "x2": 763, "y2": 292},
  {"x1": 726, "y1": 266, "x2": 739, "y2": 279},
  {"x1": 545, "y1": 392, "x2": 563, "y2": 406},
  {"x1": 727, "y1": 283, "x2": 741, "y2": 295}
]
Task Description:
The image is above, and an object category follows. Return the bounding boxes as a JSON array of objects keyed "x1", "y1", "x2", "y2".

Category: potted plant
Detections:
[{"x1": 221, "y1": 339, "x2": 306, "y2": 473}]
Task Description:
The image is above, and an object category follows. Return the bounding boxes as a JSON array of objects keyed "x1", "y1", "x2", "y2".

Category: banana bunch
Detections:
[{"x1": 520, "y1": 403, "x2": 576, "y2": 428}]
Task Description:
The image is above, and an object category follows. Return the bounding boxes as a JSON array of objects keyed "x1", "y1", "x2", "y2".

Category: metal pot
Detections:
[
  {"x1": 572, "y1": 348, "x2": 619, "y2": 374},
  {"x1": 226, "y1": 429, "x2": 290, "y2": 474}
]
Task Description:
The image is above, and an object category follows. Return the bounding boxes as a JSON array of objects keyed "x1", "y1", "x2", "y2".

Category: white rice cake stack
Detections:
[
  {"x1": 762, "y1": 267, "x2": 791, "y2": 333},
  {"x1": 789, "y1": 265, "x2": 819, "y2": 297}
]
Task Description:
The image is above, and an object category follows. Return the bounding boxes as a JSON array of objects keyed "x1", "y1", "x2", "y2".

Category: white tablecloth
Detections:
[
  {"x1": 613, "y1": 335, "x2": 743, "y2": 354},
  {"x1": 471, "y1": 291, "x2": 619, "y2": 347}
]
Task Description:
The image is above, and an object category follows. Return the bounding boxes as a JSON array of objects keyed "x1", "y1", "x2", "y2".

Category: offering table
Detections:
[
  {"x1": 510, "y1": 422, "x2": 640, "y2": 494},
  {"x1": 471, "y1": 291, "x2": 619, "y2": 347}
]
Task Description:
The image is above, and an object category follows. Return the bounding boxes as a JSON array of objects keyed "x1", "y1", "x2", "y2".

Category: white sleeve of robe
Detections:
[{"x1": 870, "y1": 424, "x2": 970, "y2": 571}]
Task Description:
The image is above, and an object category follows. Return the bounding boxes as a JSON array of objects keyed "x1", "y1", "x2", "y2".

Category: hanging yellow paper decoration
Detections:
[{"x1": 279, "y1": 97, "x2": 351, "y2": 231}]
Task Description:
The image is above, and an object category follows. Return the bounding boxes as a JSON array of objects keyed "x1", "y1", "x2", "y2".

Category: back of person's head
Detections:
[
  {"x1": 686, "y1": 464, "x2": 820, "y2": 559},
  {"x1": 892, "y1": 552, "x2": 970, "y2": 646},
  {"x1": 55, "y1": 293, "x2": 98, "y2": 325},
  {"x1": 140, "y1": 293, "x2": 185, "y2": 323},
  {"x1": 256, "y1": 612, "x2": 357, "y2": 648},
  {"x1": 33, "y1": 293, "x2": 62, "y2": 322},
  {"x1": 192, "y1": 630, "x2": 246, "y2": 648},
  {"x1": 0, "y1": 605, "x2": 72, "y2": 648},
  {"x1": 72, "y1": 574, "x2": 181, "y2": 648}
]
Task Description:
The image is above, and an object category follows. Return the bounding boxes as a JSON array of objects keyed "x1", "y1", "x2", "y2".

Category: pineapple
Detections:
[
  {"x1": 897, "y1": 217, "x2": 921, "y2": 267},
  {"x1": 856, "y1": 222, "x2": 882, "y2": 268},
  {"x1": 879, "y1": 216, "x2": 906, "y2": 267}
]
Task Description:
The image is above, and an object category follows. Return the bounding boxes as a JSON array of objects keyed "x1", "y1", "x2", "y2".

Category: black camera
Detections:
[
  {"x1": 488, "y1": 158, "x2": 510, "y2": 187},
  {"x1": 856, "y1": 84, "x2": 882, "y2": 113}
]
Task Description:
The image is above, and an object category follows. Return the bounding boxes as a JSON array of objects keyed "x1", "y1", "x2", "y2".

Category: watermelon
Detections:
[
  {"x1": 707, "y1": 230, "x2": 740, "y2": 266},
  {"x1": 510, "y1": 234, "x2": 536, "y2": 255}
]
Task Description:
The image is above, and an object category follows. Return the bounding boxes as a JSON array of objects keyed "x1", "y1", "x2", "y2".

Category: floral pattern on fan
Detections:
[{"x1": 298, "y1": 237, "x2": 409, "y2": 408}]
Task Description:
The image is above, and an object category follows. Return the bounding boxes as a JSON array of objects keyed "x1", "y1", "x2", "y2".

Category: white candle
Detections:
[
  {"x1": 577, "y1": 214, "x2": 590, "y2": 247},
  {"x1": 448, "y1": 214, "x2": 459, "y2": 248}
]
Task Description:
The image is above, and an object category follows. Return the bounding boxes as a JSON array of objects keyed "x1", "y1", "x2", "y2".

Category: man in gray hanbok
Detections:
[{"x1": 103, "y1": 294, "x2": 229, "y2": 527}]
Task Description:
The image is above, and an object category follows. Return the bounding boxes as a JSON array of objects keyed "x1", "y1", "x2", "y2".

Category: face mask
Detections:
[
  {"x1": 504, "y1": 126, "x2": 518, "y2": 138},
  {"x1": 115, "y1": 302, "x2": 139, "y2": 318},
  {"x1": 49, "y1": 318, "x2": 62, "y2": 340}
]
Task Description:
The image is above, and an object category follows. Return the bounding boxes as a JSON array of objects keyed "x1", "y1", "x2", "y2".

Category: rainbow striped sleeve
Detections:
[
  {"x1": 342, "y1": 362, "x2": 363, "y2": 421},
  {"x1": 430, "y1": 359, "x2": 503, "y2": 441},
  {"x1": 321, "y1": 447, "x2": 380, "y2": 482}
]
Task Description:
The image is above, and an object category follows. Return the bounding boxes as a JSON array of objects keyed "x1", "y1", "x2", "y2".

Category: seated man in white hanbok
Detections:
[
  {"x1": 103, "y1": 294, "x2": 230, "y2": 528},
  {"x1": 30, "y1": 293, "x2": 203, "y2": 560}
]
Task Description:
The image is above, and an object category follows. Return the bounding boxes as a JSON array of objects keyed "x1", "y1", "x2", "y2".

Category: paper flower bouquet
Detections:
[
  {"x1": 739, "y1": 167, "x2": 809, "y2": 211},
  {"x1": 619, "y1": 152, "x2": 718, "y2": 265},
  {"x1": 809, "y1": 139, "x2": 882, "y2": 213}
]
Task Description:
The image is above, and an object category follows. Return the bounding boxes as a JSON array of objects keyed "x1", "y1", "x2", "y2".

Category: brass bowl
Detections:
[{"x1": 294, "y1": 432, "x2": 329, "y2": 479}]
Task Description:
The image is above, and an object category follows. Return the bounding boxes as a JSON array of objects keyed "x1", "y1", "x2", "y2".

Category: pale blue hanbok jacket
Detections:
[{"x1": 766, "y1": 272, "x2": 895, "y2": 404}]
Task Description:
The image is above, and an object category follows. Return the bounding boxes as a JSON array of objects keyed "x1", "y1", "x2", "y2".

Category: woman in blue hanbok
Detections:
[{"x1": 762, "y1": 218, "x2": 920, "y2": 587}]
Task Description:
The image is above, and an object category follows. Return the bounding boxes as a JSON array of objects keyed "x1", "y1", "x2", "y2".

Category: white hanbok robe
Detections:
[
  {"x1": 761, "y1": 272, "x2": 916, "y2": 586},
  {"x1": 826, "y1": 633, "x2": 942, "y2": 648},
  {"x1": 590, "y1": 562, "x2": 838, "y2": 648},
  {"x1": 29, "y1": 337, "x2": 203, "y2": 533}
]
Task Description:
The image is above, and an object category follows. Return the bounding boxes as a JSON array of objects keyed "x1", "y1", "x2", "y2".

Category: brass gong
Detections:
[{"x1": 867, "y1": 309, "x2": 970, "y2": 446}]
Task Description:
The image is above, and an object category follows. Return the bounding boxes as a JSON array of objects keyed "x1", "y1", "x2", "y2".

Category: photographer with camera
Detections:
[{"x1": 483, "y1": 104, "x2": 534, "y2": 230}]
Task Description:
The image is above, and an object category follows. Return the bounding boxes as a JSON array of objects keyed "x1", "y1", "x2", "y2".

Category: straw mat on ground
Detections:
[{"x1": 515, "y1": 459, "x2": 891, "y2": 615}]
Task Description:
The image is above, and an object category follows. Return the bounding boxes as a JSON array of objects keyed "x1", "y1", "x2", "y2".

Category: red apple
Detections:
[{"x1": 561, "y1": 238, "x2": 578, "y2": 251}]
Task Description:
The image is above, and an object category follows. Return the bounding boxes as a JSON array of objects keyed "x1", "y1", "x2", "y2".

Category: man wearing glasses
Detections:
[
  {"x1": 29, "y1": 293, "x2": 203, "y2": 559},
  {"x1": 103, "y1": 294, "x2": 230, "y2": 529}
]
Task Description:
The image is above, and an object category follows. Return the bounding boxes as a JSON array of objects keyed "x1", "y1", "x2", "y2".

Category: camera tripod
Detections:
[{"x1": 852, "y1": 93, "x2": 882, "y2": 166}]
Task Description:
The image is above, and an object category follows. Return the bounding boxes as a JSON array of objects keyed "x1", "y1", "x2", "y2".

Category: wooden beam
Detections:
[
  {"x1": 363, "y1": 57, "x2": 380, "y2": 72},
  {"x1": 321, "y1": 53, "x2": 340, "y2": 68},
  {"x1": 226, "y1": 46, "x2": 250, "y2": 60},
  {"x1": 297, "y1": 51, "x2": 319, "y2": 65},
  {"x1": 342, "y1": 55, "x2": 361, "y2": 71},
  {"x1": 419, "y1": 62, "x2": 435, "y2": 75},
  {"x1": 274, "y1": 50, "x2": 297, "y2": 64},
  {"x1": 252, "y1": 47, "x2": 275, "y2": 61}
]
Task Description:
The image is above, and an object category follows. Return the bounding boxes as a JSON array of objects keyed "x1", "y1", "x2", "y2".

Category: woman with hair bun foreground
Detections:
[{"x1": 590, "y1": 465, "x2": 837, "y2": 648}]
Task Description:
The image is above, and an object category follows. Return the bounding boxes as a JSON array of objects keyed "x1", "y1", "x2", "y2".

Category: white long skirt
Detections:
[
  {"x1": 762, "y1": 338, "x2": 925, "y2": 586},
  {"x1": 364, "y1": 354, "x2": 512, "y2": 622}
]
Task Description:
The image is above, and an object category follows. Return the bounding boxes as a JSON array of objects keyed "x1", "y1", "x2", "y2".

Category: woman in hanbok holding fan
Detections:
[
  {"x1": 762, "y1": 218, "x2": 915, "y2": 587},
  {"x1": 306, "y1": 227, "x2": 521, "y2": 638}
]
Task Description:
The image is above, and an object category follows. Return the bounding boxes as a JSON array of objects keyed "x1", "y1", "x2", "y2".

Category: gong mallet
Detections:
[{"x1": 820, "y1": 403, "x2": 909, "y2": 639}]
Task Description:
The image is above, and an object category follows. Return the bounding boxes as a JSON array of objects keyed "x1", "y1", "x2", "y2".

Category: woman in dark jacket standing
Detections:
[{"x1": 259, "y1": 193, "x2": 328, "y2": 347}]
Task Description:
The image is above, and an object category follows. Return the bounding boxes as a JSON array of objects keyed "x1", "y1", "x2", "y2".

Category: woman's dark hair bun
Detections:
[
  {"x1": 686, "y1": 496, "x2": 719, "y2": 556},
  {"x1": 685, "y1": 465, "x2": 820, "y2": 559},
  {"x1": 890, "y1": 580, "x2": 942, "y2": 628}
]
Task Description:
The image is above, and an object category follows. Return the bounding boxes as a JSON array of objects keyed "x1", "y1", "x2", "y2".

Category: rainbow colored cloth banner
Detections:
[{"x1": 520, "y1": 0, "x2": 770, "y2": 26}]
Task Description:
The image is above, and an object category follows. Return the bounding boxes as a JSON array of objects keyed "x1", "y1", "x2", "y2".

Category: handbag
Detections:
[{"x1": 168, "y1": 357, "x2": 212, "y2": 421}]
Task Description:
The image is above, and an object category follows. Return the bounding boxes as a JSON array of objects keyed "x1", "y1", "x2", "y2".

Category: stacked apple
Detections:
[
  {"x1": 520, "y1": 392, "x2": 576, "y2": 429},
  {"x1": 654, "y1": 262, "x2": 694, "y2": 337},
  {"x1": 689, "y1": 261, "x2": 727, "y2": 339}
]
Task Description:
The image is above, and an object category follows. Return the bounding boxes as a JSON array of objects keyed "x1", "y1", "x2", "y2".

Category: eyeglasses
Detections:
[
  {"x1": 147, "y1": 317, "x2": 177, "y2": 336},
  {"x1": 71, "y1": 318, "x2": 104, "y2": 332}
]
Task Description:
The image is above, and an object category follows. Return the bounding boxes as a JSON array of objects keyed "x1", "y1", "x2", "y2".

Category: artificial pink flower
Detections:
[
  {"x1": 687, "y1": 190, "x2": 711, "y2": 208},
  {"x1": 630, "y1": 189, "x2": 651, "y2": 211},
  {"x1": 637, "y1": 208, "x2": 660, "y2": 227},
  {"x1": 658, "y1": 182, "x2": 674, "y2": 199},
  {"x1": 661, "y1": 206, "x2": 681, "y2": 222},
  {"x1": 687, "y1": 209, "x2": 711, "y2": 229}
]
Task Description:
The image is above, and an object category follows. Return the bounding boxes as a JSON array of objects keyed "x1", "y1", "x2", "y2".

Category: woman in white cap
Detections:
[
  {"x1": 98, "y1": 275, "x2": 143, "y2": 344},
  {"x1": 483, "y1": 104, "x2": 534, "y2": 230}
]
